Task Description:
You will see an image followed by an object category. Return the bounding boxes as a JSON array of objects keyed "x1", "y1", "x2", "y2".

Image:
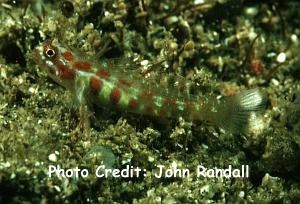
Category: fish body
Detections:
[{"x1": 32, "y1": 39, "x2": 266, "y2": 133}]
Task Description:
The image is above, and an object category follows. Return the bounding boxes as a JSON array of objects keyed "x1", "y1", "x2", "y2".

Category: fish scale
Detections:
[{"x1": 32, "y1": 39, "x2": 266, "y2": 133}]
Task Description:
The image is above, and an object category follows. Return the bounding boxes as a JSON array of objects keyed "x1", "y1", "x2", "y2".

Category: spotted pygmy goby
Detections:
[{"x1": 32, "y1": 39, "x2": 266, "y2": 133}]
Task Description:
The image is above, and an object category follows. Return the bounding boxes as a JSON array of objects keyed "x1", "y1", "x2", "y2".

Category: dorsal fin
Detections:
[
  {"x1": 140, "y1": 72, "x2": 198, "y2": 100},
  {"x1": 105, "y1": 68, "x2": 200, "y2": 107}
]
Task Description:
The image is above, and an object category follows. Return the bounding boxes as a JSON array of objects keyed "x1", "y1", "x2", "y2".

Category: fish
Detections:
[{"x1": 32, "y1": 38, "x2": 266, "y2": 133}]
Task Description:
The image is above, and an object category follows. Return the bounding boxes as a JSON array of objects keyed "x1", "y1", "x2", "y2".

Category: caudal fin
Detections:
[{"x1": 216, "y1": 89, "x2": 266, "y2": 133}]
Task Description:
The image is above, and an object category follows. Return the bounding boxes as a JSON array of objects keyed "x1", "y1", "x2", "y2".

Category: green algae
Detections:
[{"x1": 0, "y1": 0, "x2": 300, "y2": 203}]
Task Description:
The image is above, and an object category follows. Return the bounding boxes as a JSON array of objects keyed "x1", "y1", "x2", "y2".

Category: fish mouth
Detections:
[{"x1": 31, "y1": 48, "x2": 40, "y2": 62}]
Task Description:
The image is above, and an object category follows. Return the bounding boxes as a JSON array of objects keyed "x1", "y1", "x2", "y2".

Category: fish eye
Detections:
[{"x1": 45, "y1": 48, "x2": 56, "y2": 58}]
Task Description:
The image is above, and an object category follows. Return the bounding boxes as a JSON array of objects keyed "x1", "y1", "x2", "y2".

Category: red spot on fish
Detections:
[
  {"x1": 61, "y1": 51, "x2": 74, "y2": 61},
  {"x1": 90, "y1": 76, "x2": 103, "y2": 93},
  {"x1": 110, "y1": 87, "x2": 122, "y2": 104},
  {"x1": 128, "y1": 99, "x2": 138, "y2": 110},
  {"x1": 97, "y1": 69, "x2": 110, "y2": 79},
  {"x1": 118, "y1": 79, "x2": 132, "y2": 88},
  {"x1": 57, "y1": 64, "x2": 75, "y2": 79},
  {"x1": 73, "y1": 61, "x2": 91, "y2": 71}
]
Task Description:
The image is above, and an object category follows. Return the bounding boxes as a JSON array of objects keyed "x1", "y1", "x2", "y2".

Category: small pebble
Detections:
[
  {"x1": 48, "y1": 153, "x2": 57, "y2": 162},
  {"x1": 276, "y1": 52, "x2": 286, "y2": 63}
]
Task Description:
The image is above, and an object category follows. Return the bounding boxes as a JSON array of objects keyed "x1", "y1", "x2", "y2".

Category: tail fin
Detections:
[{"x1": 216, "y1": 89, "x2": 266, "y2": 133}]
